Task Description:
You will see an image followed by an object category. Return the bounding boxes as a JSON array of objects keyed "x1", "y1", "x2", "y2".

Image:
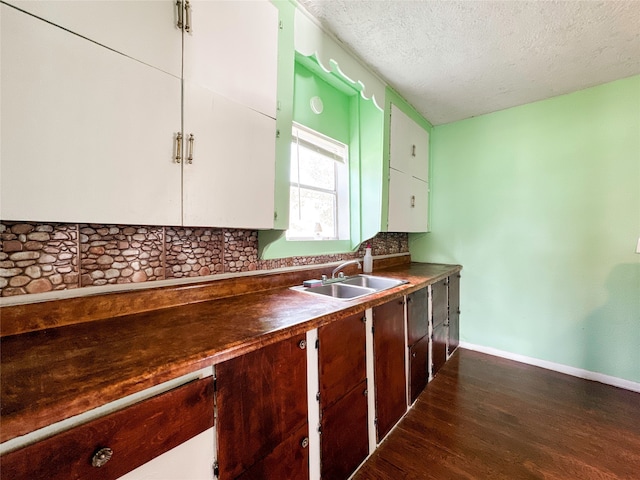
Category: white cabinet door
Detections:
[
  {"x1": 183, "y1": 0, "x2": 278, "y2": 118},
  {"x1": 387, "y1": 169, "x2": 429, "y2": 232},
  {"x1": 183, "y1": 83, "x2": 276, "y2": 228},
  {"x1": 4, "y1": 0, "x2": 182, "y2": 77},
  {"x1": 0, "y1": 5, "x2": 182, "y2": 225},
  {"x1": 389, "y1": 104, "x2": 429, "y2": 182}
]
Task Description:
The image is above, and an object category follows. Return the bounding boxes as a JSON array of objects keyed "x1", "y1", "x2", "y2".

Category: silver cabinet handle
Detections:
[
  {"x1": 187, "y1": 133, "x2": 194, "y2": 164},
  {"x1": 411, "y1": 195, "x2": 416, "y2": 208},
  {"x1": 185, "y1": 0, "x2": 192, "y2": 33},
  {"x1": 176, "y1": 0, "x2": 183, "y2": 29},
  {"x1": 175, "y1": 132, "x2": 182, "y2": 164},
  {"x1": 92, "y1": 447, "x2": 113, "y2": 468}
]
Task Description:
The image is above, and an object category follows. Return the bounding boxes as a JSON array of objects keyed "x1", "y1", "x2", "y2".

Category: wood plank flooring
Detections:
[{"x1": 354, "y1": 348, "x2": 640, "y2": 479}]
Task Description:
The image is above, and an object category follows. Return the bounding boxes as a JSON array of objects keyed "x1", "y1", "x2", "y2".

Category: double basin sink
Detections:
[{"x1": 291, "y1": 274, "x2": 408, "y2": 300}]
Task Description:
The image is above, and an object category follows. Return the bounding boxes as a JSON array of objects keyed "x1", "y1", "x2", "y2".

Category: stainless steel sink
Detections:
[
  {"x1": 340, "y1": 275, "x2": 407, "y2": 291},
  {"x1": 291, "y1": 274, "x2": 407, "y2": 300},
  {"x1": 291, "y1": 282, "x2": 375, "y2": 300}
]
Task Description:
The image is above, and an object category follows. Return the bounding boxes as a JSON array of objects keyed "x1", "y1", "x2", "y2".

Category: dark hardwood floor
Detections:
[{"x1": 354, "y1": 348, "x2": 640, "y2": 480}]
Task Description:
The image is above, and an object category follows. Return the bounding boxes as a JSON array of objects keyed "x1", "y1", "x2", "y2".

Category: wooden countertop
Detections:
[{"x1": 0, "y1": 261, "x2": 460, "y2": 444}]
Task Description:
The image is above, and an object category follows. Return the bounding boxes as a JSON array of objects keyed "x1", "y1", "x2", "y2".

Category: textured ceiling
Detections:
[{"x1": 297, "y1": 0, "x2": 640, "y2": 125}]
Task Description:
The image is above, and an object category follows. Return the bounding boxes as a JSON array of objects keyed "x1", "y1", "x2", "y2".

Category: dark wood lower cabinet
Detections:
[
  {"x1": 409, "y1": 335, "x2": 429, "y2": 404},
  {"x1": 216, "y1": 334, "x2": 309, "y2": 480},
  {"x1": 0, "y1": 378, "x2": 214, "y2": 480},
  {"x1": 373, "y1": 299, "x2": 407, "y2": 442},
  {"x1": 320, "y1": 379, "x2": 369, "y2": 480},
  {"x1": 318, "y1": 312, "x2": 368, "y2": 479}
]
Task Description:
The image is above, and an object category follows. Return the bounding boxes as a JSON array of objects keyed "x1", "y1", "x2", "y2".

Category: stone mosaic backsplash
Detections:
[{"x1": 0, "y1": 222, "x2": 409, "y2": 298}]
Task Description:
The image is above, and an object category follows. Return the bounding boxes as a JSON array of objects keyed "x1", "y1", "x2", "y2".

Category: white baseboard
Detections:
[{"x1": 459, "y1": 342, "x2": 640, "y2": 394}]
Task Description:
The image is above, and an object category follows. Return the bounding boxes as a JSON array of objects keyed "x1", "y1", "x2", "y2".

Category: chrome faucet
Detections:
[{"x1": 331, "y1": 259, "x2": 362, "y2": 279}]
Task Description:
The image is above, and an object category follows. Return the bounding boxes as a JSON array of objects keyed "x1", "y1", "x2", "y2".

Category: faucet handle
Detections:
[
  {"x1": 338, "y1": 272, "x2": 345, "y2": 278},
  {"x1": 321, "y1": 274, "x2": 327, "y2": 282}
]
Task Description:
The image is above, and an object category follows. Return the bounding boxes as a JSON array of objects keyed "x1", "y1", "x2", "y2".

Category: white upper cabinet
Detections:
[
  {"x1": 0, "y1": 4, "x2": 182, "y2": 226},
  {"x1": 389, "y1": 104, "x2": 429, "y2": 182},
  {"x1": 387, "y1": 103, "x2": 430, "y2": 232},
  {"x1": 3, "y1": 0, "x2": 182, "y2": 77},
  {"x1": 1, "y1": 0, "x2": 279, "y2": 229},
  {"x1": 182, "y1": 0, "x2": 278, "y2": 228}
]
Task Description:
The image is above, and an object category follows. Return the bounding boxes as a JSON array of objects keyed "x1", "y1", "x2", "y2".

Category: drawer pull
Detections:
[{"x1": 91, "y1": 447, "x2": 113, "y2": 468}]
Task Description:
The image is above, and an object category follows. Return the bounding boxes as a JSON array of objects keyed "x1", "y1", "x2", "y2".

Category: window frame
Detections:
[{"x1": 287, "y1": 122, "x2": 350, "y2": 241}]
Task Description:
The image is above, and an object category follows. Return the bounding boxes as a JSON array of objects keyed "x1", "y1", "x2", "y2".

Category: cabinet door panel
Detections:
[
  {"x1": 407, "y1": 287, "x2": 429, "y2": 345},
  {"x1": 387, "y1": 169, "x2": 428, "y2": 232},
  {"x1": 448, "y1": 274, "x2": 461, "y2": 355},
  {"x1": 184, "y1": 0, "x2": 278, "y2": 118},
  {"x1": 432, "y1": 279, "x2": 448, "y2": 329},
  {"x1": 183, "y1": 84, "x2": 276, "y2": 228},
  {"x1": 318, "y1": 312, "x2": 366, "y2": 410},
  {"x1": 235, "y1": 423, "x2": 309, "y2": 480},
  {"x1": 389, "y1": 104, "x2": 429, "y2": 181},
  {"x1": 216, "y1": 335, "x2": 308, "y2": 480},
  {"x1": 4, "y1": 0, "x2": 181, "y2": 77},
  {"x1": 409, "y1": 335, "x2": 429, "y2": 404},
  {"x1": 320, "y1": 380, "x2": 369, "y2": 480},
  {"x1": 373, "y1": 300, "x2": 407, "y2": 442},
  {"x1": 432, "y1": 324, "x2": 447, "y2": 376},
  {"x1": 0, "y1": 6, "x2": 182, "y2": 225}
]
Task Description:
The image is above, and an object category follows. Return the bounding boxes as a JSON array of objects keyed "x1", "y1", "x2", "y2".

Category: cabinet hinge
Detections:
[
  {"x1": 315, "y1": 338, "x2": 319, "y2": 349},
  {"x1": 213, "y1": 375, "x2": 217, "y2": 393},
  {"x1": 371, "y1": 325, "x2": 375, "y2": 335},
  {"x1": 213, "y1": 461, "x2": 219, "y2": 478},
  {"x1": 279, "y1": 20, "x2": 284, "y2": 30},
  {"x1": 276, "y1": 129, "x2": 280, "y2": 138},
  {"x1": 316, "y1": 391, "x2": 320, "y2": 402}
]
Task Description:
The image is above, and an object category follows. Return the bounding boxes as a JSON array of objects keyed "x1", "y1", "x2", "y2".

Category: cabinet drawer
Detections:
[{"x1": 0, "y1": 377, "x2": 214, "y2": 480}]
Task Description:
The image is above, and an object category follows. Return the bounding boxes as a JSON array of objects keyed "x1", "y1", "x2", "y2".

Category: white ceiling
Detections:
[{"x1": 297, "y1": 0, "x2": 640, "y2": 125}]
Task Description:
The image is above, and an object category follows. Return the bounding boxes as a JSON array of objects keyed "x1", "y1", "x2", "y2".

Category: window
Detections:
[{"x1": 287, "y1": 123, "x2": 350, "y2": 240}]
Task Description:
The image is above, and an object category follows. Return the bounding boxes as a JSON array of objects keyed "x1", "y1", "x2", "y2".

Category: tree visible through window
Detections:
[{"x1": 287, "y1": 123, "x2": 349, "y2": 240}]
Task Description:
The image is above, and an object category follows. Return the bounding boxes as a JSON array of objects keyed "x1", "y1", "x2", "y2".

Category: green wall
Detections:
[
  {"x1": 411, "y1": 75, "x2": 640, "y2": 383},
  {"x1": 261, "y1": 59, "x2": 357, "y2": 258},
  {"x1": 292, "y1": 62, "x2": 351, "y2": 144}
]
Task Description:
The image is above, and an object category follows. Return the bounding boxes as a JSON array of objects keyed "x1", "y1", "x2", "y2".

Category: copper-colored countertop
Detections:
[{"x1": 0, "y1": 262, "x2": 460, "y2": 443}]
